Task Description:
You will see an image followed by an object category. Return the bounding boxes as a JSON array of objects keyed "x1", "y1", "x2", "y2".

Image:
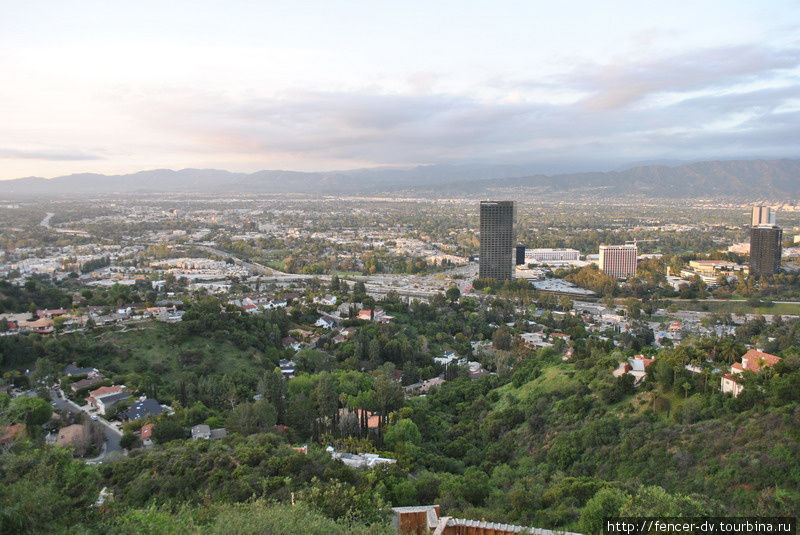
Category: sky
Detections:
[{"x1": 1, "y1": 0, "x2": 799, "y2": 179}]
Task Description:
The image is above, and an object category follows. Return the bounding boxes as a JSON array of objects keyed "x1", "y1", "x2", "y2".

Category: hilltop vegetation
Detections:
[{"x1": 2, "y1": 292, "x2": 800, "y2": 534}]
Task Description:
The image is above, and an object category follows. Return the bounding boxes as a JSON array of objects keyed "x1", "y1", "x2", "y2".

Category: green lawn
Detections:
[
  {"x1": 494, "y1": 363, "x2": 581, "y2": 410},
  {"x1": 91, "y1": 321, "x2": 271, "y2": 381}
]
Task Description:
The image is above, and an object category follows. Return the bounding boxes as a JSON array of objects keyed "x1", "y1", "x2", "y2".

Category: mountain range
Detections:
[{"x1": 2, "y1": 158, "x2": 799, "y2": 200}]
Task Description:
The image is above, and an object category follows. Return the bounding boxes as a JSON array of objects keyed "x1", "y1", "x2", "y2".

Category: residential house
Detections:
[
  {"x1": 86, "y1": 385, "x2": 126, "y2": 410},
  {"x1": 312, "y1": 294, "x2": 337, "y2": 306},
  {"x1": 19, "y1": 317, "x2": 54, "y2": 334},
  {"x1": 326, "y1": 446, "x2": 396, "y2": 469},
  {"x1": 613, "y1": 355, "x2": 655, "y2": 385},
  {"x1": 123, "y1": 398, "x2": 165, "y2": 420},
  {"x1": 404, "y1": 376, "x2": 445, "y2": 395},
  {"x1": 140, "y1": 423, "x2": 154, "y2": 446},
  {"x1": 70, "y1": 375, "x2": 107, "y2": 393},
  {"x1": 433, "y1": 352, "x2": 459, "y2": 366},
  {"x1": 278, "y1": 359, "x2": 297, "y2": 378},
  {"x1": 96, "y1": 391, "x2": 132, "y2": 416},
  {"x1": 466, "y1": 361, "x2": 489, "y2": 380},
  {"x1": 191, "y1": 424, "x2": 226, "y2": 440},
  {"x1": 264, "y1": 299, "x2": 288, "y2": 310},
  {"x1": 314, "y1": 313, "x2": 338, "y2": 330},
  {"x1": 519, "y1": 332, "x2": 553, "y2": 350},
  {"x1": 722, "y1": 349, "x2": 781, "y2": 398},
  {"x1": 64, "y1": 363, "x2": 100, "y2": 377},
  {"x1": 357, "y1": 308, "x2": 393, "y2": 323},
  {"x1": 191, "y1": 424, "x2": 211, "y2": 440},
  {"x1": 336, "y1": 302, "x2": 362, "y2": 317},
  {"x1": 550, "y1": 333, "x2": 571, "y2": 343}
]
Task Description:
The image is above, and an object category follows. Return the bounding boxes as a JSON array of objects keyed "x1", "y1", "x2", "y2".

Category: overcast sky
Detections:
[{"x1": 1, "y1": 0, "x2": 799, "y2": 179}]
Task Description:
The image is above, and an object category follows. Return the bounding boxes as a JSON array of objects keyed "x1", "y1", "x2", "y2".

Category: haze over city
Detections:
[{"x1": 1, "y1": 0, "x2": 799, "y2": 179}]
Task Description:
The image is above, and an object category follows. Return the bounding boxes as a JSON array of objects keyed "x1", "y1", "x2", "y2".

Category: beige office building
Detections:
[{"x1": 599, "y1": 244, "x2": 638, "y2": 278}]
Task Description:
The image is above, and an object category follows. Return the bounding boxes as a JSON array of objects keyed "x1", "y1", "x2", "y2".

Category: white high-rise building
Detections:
[
  {"x1": 751, "y1": 206, "x2": 775, "y2": 226},
  {"x1": 599, "y1": 244, "x2": 638, "y2": 279},
  {"x1": 525, "y1": 248, "x2": 580, "y2": 263}
]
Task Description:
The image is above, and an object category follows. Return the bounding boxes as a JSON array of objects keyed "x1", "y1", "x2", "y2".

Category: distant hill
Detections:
[
  {"x1": 412, "y1": 159, "x2": 800, "y2": 200},
  {"x1": 2, "y1": 159, "x2": 799, "y2": 200}
]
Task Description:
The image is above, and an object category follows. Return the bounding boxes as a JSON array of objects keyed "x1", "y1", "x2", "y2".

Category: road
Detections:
[
  {"x1": 50, "y1": 389, "x2": 123, "y2": 461},
  {"x1": 40, "y1": 212, "x2": 54, "y2": 228}
]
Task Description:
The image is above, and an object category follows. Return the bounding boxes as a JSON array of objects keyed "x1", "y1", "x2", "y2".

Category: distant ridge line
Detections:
[{"x1": 2, "y1": 158, "x2": 798, "y2": 200}]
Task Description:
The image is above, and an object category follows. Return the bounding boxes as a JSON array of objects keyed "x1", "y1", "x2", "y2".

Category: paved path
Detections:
[{"x1": 50, "y1": 388, "x2": 122, "y2": 461}]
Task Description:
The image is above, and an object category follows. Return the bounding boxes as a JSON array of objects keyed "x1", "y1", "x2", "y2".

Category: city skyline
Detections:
[{"x1": 1, "y1": 1, "x2": 799, "y2": 179}]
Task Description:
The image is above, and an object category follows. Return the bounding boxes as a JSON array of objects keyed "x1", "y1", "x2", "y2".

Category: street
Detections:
[{"x1": 50, "y1": 388, "x2": 123, "y2": 461}]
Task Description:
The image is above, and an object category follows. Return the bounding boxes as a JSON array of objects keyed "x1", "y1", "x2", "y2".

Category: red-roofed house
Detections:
[
  {"x1": 357, "y1": 309, "x2": 393, "y2": 323},
  {"x1": 140, "y1": 423, "x2": 154, "y2": 446},
  {"x1": 86, "y1": 385, "x2": 126, "y2": 409},
  {"x1": 722, "y1": 349, "x2": 781, "y2": 397}
]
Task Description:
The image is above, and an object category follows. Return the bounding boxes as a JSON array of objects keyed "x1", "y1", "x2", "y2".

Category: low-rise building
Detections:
[
  {"x1": 722, "y1": 349, "x2": 781, "y2": 397},
  {"x1": 191, "y1": 424, "x2": 211, "y2": 440},
  {"x1": 140, "y1": 423, "x2": 154, "y2": 446},
  {"x1": 96, "y1": 391, "x2": 132, "y2": 415},
  {"x1": 326, "y1": 445, "x2": 396, "y2": 469},
  {"x1": 124, "y1": 398, "x2": 165, "y2": 420}
]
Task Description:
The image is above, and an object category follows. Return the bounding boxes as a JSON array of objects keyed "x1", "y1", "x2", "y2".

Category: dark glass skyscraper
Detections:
[
  {"x1": 479, "y1": 201, "x2": 515, "y2": 280},
  {"x1": 749, "y1": 205, "x2": 782, "y2": 276},
  {"x1": 750, "y1": 227, "x2": 782, "y2": 276},
  {"x1": 515, "y1": 244, "x2": 526, "y2": 266}
]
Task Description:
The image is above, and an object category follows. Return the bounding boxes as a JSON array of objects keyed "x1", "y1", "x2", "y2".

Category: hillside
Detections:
[
  {"x1": 2, "y1": 294, "x2": 800, "y2": 534},
  {"x1": 2, "y1": 159, "x2": 799, "y2": 200}
]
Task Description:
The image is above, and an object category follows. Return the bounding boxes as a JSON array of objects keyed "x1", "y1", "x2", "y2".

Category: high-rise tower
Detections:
[
  {"x1": 599, "y1": 244, "x2": 638, "y2": 279},
  {"x1": 750, "y1": 206, "x2": 782, "y2": 276},
  {"x1": 479, "y1": 201, "x2": 515, "y2": 280}
]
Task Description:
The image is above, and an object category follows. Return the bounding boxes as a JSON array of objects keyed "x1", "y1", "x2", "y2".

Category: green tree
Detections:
[
  {"x1": 226, "y1": 401, "x2": 277, "y2": 436},
  {"x1": 8, "y1": 397, "x2": 51, "y2": 427},
  {"x1": 445, "y1": 286, "x2": 461, "y2": 304},
  {"x1": 119, "y1": 431, "x2": 138, "y2": 450},
  {"x1": 372, "y1": 373, "x2": 403, "y2": 429},
  {"x1": 622, "y1": 485, "x2": 713, "y2": 515},
  {"x1": 312, "y1": 375, "x2": 338, "y2": 435},
  {"x1": 329, "y1": 274, "x2": 340, "y2": 292},
  {"x1": 579, "y1": 488, "x2": 629, "y2": 535},
  {"x1": 151, "y1": 420, "x2": 186, "y2": 443},
  {"x1": 384, "y1": 418, "x2": 422, "y2": 451},
  {"x1": 258, "y1": 369, "x2": 288, "y2": 422},
  {"x1": 492, "y1": 325, "x2": 512, "y2": 351}
]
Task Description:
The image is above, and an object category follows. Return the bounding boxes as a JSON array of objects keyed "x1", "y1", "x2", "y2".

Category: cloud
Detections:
[
  {"x1": 570, "y1": 44, "x2": 800, "y2": 110},
  {"x1": 0, "y1": 147, "x2": 103, "y2": 161},
  {"x1": 128, "y1": 43, "x2": 800, "y2": 169}
]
